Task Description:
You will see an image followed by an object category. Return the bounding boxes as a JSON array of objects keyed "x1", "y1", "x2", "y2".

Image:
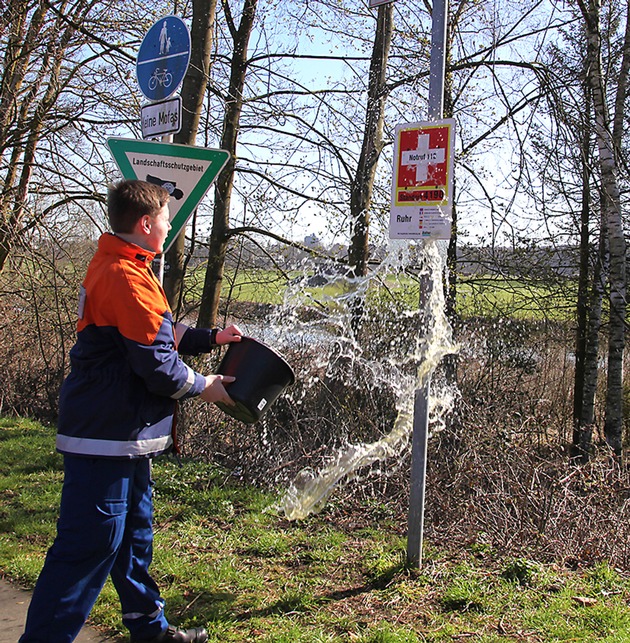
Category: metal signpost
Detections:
[
  {"x1": 396, "y1": 0, "x2": 450, "y2": 568},
  {"x1": 134, "y1": 16, "x2": 193, "y2": 282}
]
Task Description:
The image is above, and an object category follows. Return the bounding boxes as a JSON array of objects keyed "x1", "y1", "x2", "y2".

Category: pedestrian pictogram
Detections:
[
  {"x1": 107, "y1": 138, "x2": 230, "y2": 254},
  {"x1": 389, "y1": 119, "x2": 456, "y2": 240}
]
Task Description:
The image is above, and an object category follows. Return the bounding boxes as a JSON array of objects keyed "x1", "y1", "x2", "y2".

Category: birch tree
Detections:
[{"x1": 577, "y1": 0, "x2": 627, "y2": 458}]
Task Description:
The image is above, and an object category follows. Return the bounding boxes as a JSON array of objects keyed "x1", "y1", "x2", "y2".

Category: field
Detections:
[{"x1": 193, "y1": 265, "x2": 579, "y2": 323}]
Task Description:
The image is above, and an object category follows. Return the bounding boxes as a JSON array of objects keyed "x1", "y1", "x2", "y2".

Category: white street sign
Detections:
[
  {"x1": 141, "y1": 97, "x2": 182, "y2": 139},
  {"x1": 389, "y1": 119, "x2": 456, "y2": 240},
  {"x1": 369, "y1": 0, "x2": 396, "y2": 7}
]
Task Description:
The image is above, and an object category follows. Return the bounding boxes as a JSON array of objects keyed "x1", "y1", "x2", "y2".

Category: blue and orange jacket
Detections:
[{"x1": 57, "y1": 233, "x2": 215, "y2": 459}]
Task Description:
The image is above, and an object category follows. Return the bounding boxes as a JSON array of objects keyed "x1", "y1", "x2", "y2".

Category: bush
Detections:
[{"x1": 4, "y1": 245, "x2": 630, "y2": 570}]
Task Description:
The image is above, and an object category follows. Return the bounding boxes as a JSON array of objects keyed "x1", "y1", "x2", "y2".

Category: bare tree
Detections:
[
  {"x1": 198, "y1": 0, "x2": 258, "y2": 328},
  {"x1": 0, "y1": 0, "x2": 159, "y2": 272},
  {"x1": 0, "y1": 0, "x2": 98, "y2": 272}
]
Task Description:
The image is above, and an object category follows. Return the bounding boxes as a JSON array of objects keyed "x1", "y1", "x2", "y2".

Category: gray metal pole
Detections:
[
  {"x1": 428, "y1": 0, "x2": 448, "y2": 121},
  {"x1": 406, "y1": 381, "x2": 430, "y2": 565},
  {"x1": 158, "y1": 133, "x2": 174, "y2": 286},
  {"x1": 406, "y1": 0, "x2": 448, "y2": 569}
]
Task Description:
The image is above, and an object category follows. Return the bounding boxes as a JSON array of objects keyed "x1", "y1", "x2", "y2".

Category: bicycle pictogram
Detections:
[{"x1": 148, "y1": 68, "x2": 173, "y2": 91}]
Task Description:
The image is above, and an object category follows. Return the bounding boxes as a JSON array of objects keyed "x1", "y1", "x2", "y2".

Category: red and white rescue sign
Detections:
[{"x1": 389, "y1": 119, "x2": 456, "y2": 240}]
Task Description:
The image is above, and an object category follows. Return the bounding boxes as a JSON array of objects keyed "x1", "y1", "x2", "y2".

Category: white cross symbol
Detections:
[{"x1": 401, "y1": 133, "x2": 445, "y2": 183}]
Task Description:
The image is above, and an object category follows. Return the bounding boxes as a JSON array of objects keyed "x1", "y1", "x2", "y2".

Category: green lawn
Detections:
[
  {"x1": 206, "y1": 266, "x2": 579, "y2": 322},
  {"x1": 2, "y1": 417, "x2": 629, "y2": 642}
]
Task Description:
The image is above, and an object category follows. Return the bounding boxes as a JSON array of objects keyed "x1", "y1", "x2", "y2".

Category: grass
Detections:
[
  {"x1": 195, "y1": 265, "x2": 579, "y2": 323},
  {"x1": 455, "y1": 276, "x2": 575, "y2": 321},
  {"x1": 3, "y1": 417, "x2": 630, "y2": 641}
]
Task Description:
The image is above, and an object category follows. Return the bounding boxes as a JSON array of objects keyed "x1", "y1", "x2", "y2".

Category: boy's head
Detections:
[{"x1": 107, "y1": 179, "x2": 170, "y2": 233}]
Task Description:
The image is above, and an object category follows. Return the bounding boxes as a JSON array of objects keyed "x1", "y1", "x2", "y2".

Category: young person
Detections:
[{"x1": 20, "y1": 180, "x2": 242, "y2": 643}]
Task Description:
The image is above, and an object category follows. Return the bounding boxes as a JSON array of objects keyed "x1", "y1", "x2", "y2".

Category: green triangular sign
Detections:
[{"x1": 107, "y1": 138, "x2": 230, "y2": 254}]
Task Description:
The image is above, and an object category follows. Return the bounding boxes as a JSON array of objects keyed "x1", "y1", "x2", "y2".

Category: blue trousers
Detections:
[{"x1": 20, "y1": 456, "x2": 169, "y2": 642}]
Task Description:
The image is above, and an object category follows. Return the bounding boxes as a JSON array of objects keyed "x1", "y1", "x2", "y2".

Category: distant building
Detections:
[{"x1": 304, "y1": 234, "x2": 321, "y2": 248}]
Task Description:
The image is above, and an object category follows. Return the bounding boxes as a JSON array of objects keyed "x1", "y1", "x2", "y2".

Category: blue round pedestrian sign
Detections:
[{"x1": 136, "y1": 16, "x2": 191, "y2": 102}]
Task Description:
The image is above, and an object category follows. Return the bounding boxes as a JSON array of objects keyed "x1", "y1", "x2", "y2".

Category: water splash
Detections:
[{"x1": 270, "y1": 239, "x2": 459, "y2": 520}]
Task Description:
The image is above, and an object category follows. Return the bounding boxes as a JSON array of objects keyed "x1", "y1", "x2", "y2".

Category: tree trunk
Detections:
[
  {"x1": 571, "y1": 79, "x2": 594, "y2": 463},
  {"x1": 347, "y1": 3, "x2": 393, "y2": 333},
  {"x1": 571, "y1": 170, "x2": 592, "y2": 461},
  {"x1": 347, "y1": 3, "x2": 394, "y2": 279},
  {"x1": 197, "y1": 0, "x2": 257, "y2": 329},
  {"x1": 163, "y1": 0, "x2": 219, "y2": 315},
  {"x1": 581, "y1": 219, "x2": 607, "y2": 446},
  {"x1": 442, "y1": 31, "x2": 457, "y2": 382},
  {"x1": 579, "y1": 0, "x2": 627, "y2": 458}
]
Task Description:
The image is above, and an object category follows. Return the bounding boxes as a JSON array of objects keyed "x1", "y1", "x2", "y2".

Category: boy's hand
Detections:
[
  {"x1": 200, "y1": 374, "x2": 236, "y2": 405},
  {"x1": 216, "y1": 324, "x2": 243, "y2": 345}
]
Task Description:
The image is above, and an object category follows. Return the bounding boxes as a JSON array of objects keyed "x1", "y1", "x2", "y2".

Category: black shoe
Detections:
[{"x1": 132, "y1": 625, "x2": 208, "y2": 643}]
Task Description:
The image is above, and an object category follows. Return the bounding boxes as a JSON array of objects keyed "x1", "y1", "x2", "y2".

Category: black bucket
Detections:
[{"x1": 214, "y1": 336, "x2": 295, "y2": 424}]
